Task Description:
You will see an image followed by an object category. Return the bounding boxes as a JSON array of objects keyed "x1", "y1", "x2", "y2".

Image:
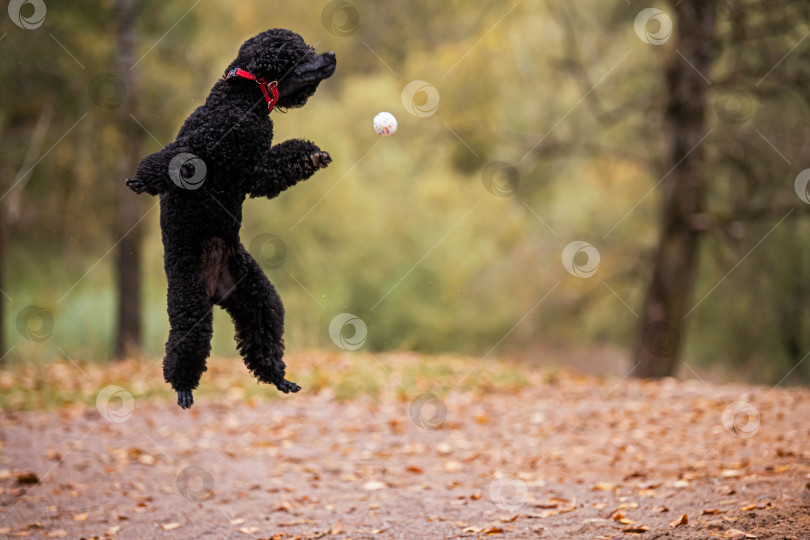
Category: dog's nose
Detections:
[{"x1": 324, "y1": 51, "x2": 336, "y2": 62}]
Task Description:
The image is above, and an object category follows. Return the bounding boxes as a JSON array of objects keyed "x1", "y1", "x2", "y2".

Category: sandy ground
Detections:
[{"x1": 1, "y1": 358, "x2": 810, "y2": 539}]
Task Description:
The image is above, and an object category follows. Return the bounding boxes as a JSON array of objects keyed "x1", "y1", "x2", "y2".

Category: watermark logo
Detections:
[
  {"x1": 641, "y1": 321, "x2": 680, "y2": 358},
  {"x1": 321, "y1": 0, "x2": 359, "y2": 37},
  {"x1": 329, "y1": 313, "x2": 367, "y2": 350},
  {"x1": 16, "y1": 305, "x2": 53, "y2": 342},
  {"x1": 409, "y1": 393, "x2": 447, "y2": 430},
  {"x1": 96, "y1": 385, "x2": 135, "y2": 423},
  {"x1": 8, "y1": 0, "x2": 46, "y2": 29},
  {"x1": 88, "y1": 73, "x2": 127, "y2": 110},
  {"x1": 482, "y1": 161, "x2": 519, "y2": 198},
  {"x1": 634, "y1": 8, "x2": 672, "y2": 45},
  {"x1": 794, "y1": 169, "x2": 810, "y2": 204},
  {"x1": 401, "y1": 80, "x2": 440, "y2": 118},
  {"x1": 561, "y1": 241, "x2": 600, "y2": 278},
  {"x1": 176, "y1": 465, "x2": 215, "y2": 502},
  {"x1": 249, "y1": 234, "x2": 287, "y2": 270},
  {"x1": 168, "y1": 153, "x2": 207, "y2": 190},
  {"x1": 722, "y1": 401, "x2": 760, "y2": 439},
  {"x1": 489, "y1": 477, "x2": 528, "y2": 513},
  {"x1": 714, "y1": 91, "x2": 754, "y2": 125}
]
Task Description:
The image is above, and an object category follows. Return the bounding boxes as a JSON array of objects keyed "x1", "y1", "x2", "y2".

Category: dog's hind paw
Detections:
[
  {"x1": 309, "y1": 151, "x2": 331, "y2": 169},
  {"x1": 274, "y1": 379, "x2": 302, "y2": 394},
  {"x1": 177, "y1": 390, "x2": 194, "y2": 409}
]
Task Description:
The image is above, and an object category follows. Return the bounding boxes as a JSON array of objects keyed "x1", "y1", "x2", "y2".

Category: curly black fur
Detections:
[{"x1": 126, "y1": 29, "x2": 336, "y2": 409}]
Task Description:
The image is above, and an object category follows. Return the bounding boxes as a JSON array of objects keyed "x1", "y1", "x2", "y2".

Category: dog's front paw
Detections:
[
  {"x1": 309, "y1": 151, "x2": 331, "y2": 170},
  {"x1": 274, "y1": 378, "x2": 302, "y2": 394},
  {"x1": 177, "y1": 390, "x2": 194, "y2": 409},
  {"x1": 126, "y1": 177, "x2": 147, "y2": 194}
]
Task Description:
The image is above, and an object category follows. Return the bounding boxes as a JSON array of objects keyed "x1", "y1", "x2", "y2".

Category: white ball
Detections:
[{"x1": 373, "y1": 111, "x2": 397, "y2": 136}]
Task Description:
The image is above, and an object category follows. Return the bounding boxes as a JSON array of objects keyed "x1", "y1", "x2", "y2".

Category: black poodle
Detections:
[{"x1": 126, "y1": 29, "x2": 336, "y2": 409}]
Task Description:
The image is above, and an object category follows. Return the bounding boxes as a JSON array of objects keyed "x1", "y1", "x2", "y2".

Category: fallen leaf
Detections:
[
  {"x1": 160, "y1": 522, "x2": 181, "y2": 531},
  {"x1": 72, "y1": 513, "x2": 88, "y2": 522},
  {"x1": 740, "y1": 504, "x2": 756, "y2": 512},
  {"x1": 16, "y1": 473, "x2": 39, "y2": 485},
  {"x1": 230, "y1": 518, "x2": 245, "y2": 525},
  {"x1": 106, "y1": 525, "x2": 121, "y2": 535},
  {"x1": 45, "y1": 532, "x2": 67, "y2": 538},
  {"x1": 711, "y1": 529, "x2": 746, "y2": 539},
  {"x1": 329, "y1": 520, "x2": 343, "y2": 535},
  {"x1": 362, "y1": 481, "x2": 386, "y2": 491},
  {"x1": 669, "y1": 514, "x2": 688, "y2": 528},
  {"x1": 405, "y1": 465, "x2": 423, "y2": 474},
  {"x1": 623, "y1": 525, "x2": 650, "y2": 533},
  {"x1": 593, "y1": 482, "x2": 616, "y2": 491},
  {"x1": 238, "y1": 526, "x2": 259, "y2": 534},
  {"x1": 484, "y1": 526, "x2": 504, "y2": 535},
  {"x1": 703, "y1": 508, "x2": 723, "y2": 515}
]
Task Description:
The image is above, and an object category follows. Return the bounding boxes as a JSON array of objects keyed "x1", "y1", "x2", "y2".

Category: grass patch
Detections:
[{"x1": 0, "y1": 351, "x2": 537, "y2": 411}]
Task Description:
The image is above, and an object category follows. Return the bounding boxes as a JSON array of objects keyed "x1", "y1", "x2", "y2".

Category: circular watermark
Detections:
[
  {"x1": 408, "y1": 393, "x2": 447, "y2": 430},
  {"x1": 249, "y1": 234, "x2": 287, "y2": 270},
  {"x1": 88, "y1": 73, "x2": 127, "y2": 110},
  {"x1": 634, "y1": 8, "x2": 673, "y2": 45},
  {"x1": 401, "y1": 80, "x2": 440, "y2": 118},
  {"x1": 16, "y1": 305, "x2": 53, "y2": 342},
  {"x1": 329, "y1": 313, "x2": 367, "y2": 351},
  {"x1": 481, "y1": 161, "x2": 519, "y2": 198},
  {"x1": 321, "y1": 0, "x2": 359, "y2": 37},
  {"x1": 8, "y1": 0, "x2": 46, "y2": 30},
  {"x1": 561, "y1": 241, "x2": 600, "y2": 278},
  {"x1": 176, "y1": 465, "x2": 215, "y2": 502},
  {"x1": 489, "y1": 477, "x2": 528, "y2": 513},
  {"x1": 641, "y1": 321, "x2": 680, "y2": 358},
  {"x1": 794, "y1": 169, "x2": 810, "y2": 204},
  {"x1": 96, "y1": 385, "x2": 135, "y2": 423},
  {"x1": 168, "y1": 153, "x2": 207, "y2": 190},
  {"x1": 722, "y1": 401, "x2": 760, "y2": 439},
  {"x1": 714, "y1": 91, "x2": 753, "y2": 125}
]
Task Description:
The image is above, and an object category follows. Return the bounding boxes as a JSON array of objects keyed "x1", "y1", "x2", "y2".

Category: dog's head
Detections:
[{"x1": 226, "y1": 28, "x2": 336, "y2": 109}]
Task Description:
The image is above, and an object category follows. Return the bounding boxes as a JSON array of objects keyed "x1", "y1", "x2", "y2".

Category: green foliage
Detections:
[{"x1": 2, "y1": 1, "x2": 810, "y2": 385}]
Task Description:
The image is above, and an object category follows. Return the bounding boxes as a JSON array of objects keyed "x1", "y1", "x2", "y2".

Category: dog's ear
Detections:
[{"x1": 225, "y1": 35, "x2": 263, "y2": 77}]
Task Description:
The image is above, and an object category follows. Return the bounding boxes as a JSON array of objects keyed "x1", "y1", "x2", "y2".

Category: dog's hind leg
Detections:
[
  {"x1": 163, "y1": 253, "x2": 214, "y2": 409},
  {"x1": 216, "y1": 245, "x2": 300, "y2": 394}
]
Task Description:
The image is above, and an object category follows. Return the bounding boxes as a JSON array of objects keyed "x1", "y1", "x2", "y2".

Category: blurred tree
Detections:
[
  {"x1": 635, "y1": 0, "x2": 810, "y2": 377},
  {"x1": 533, "y1": 0, "x2": 810, "y2": 378},
  {"x1": 113, "y1": 0, "x2": 143, "y2": 359},
  {"x1": 633, "y1": 0, "x2": 720, "y2": 377}
]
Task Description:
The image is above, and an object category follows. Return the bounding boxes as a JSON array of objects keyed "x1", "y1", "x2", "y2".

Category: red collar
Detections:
[{"x1": 224, "y1": 68, "x2": 280, "y2": 113}]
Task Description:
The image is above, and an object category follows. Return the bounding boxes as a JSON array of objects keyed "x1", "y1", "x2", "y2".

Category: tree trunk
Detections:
[
  {"x1": 0, "y1": 203, "x2": 6, "y2": 360},
  {"x1": 634, "y1": 0, "x2": 719, "y2": 377},
  {"x1": 113, "y1": 0, "x2": 143, "y2": 359}
]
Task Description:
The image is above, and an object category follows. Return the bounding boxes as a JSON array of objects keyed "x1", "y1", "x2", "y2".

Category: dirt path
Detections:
[{"x1": 1, "y1": 355, "x2": 809, "y2": 539}]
